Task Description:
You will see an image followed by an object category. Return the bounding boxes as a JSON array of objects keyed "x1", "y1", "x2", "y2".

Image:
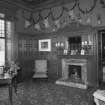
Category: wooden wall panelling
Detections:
[
  {"x1": 18, "y1": 34, "x2": 38, "y2": 80},
  {"x1": 17, "y1": 25, "x2": 98, "y2": 84},
  {"x1": 18, "y1": 36, "x2": 38, "y2": 59}
]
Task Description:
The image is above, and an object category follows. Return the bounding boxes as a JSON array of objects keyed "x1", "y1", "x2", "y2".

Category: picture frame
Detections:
[
  {"x1": 0, "y1": 66, "x2": 4, "y2": 74},
  {"x1": 39, "y1": 39, "x2": 51, "y2": 51}
]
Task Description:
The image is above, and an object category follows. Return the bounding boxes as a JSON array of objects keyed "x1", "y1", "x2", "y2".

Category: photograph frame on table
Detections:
[
  {"x1": 39, "y1": 39, "x2": 51, "y2": 51},
  {"x1": 0, "y1": 66, "x2": 4, "y2": 74}
]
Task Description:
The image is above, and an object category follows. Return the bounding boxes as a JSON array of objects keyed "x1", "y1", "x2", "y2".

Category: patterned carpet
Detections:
[{"x1": 0, "y1": 79, "x2": 97, "y2": 105}]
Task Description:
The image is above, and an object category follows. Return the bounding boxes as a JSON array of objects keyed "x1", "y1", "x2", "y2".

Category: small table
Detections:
[
  {"x1": 93, "y1": 89, "x2": 105, "y2": 105},
  {"x1": 0, "y1": 74, "x2": 17, "y2": 105}
]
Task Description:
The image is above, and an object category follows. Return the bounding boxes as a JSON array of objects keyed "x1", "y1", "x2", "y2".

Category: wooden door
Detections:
[{"x1": 98, "y1": 29, "x2": 105, "y2": 84}]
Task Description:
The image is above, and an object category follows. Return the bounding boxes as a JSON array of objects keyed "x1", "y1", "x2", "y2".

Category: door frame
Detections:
[{"x1": 98, "y1": 29, "x2": 105, "y2": 84}]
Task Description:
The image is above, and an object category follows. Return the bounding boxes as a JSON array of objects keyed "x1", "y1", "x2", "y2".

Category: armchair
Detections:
[{"x1": 32, "y1": 60, "x2": 48, "y2": 78}]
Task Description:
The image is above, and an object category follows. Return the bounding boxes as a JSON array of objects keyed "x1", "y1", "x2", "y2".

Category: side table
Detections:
[
  {"x1": 93, "y1": 89, "x2": 105, "y2": 105},
  {"x1": 0, "y1": 74, "x2": 17, "y2": 105}
]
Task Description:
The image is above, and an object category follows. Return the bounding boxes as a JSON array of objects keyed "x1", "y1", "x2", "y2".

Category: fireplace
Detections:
[
  {"x1": 68, "y1": 65, "x2": 82, "y2": 83},
  {"x1": 56, "y1": 59, "x2": 88, "y2": 89}
]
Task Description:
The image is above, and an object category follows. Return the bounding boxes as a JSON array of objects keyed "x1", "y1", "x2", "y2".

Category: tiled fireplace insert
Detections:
[{"x1": 56, "y1": 59, "x2": 88, "y2": 89}]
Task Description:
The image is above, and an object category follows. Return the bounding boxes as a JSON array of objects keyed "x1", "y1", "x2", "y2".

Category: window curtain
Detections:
[
  {"x1": 6, "y1": 21, "x2": 14, "y2": 63},
  {"x1": 6, "y1": 20, "x2": 19, "y2": 65}
]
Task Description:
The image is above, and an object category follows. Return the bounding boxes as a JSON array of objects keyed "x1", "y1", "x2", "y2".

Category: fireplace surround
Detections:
[{"x1": 56, "y1": 58, "x2": 88, "y2": 89}]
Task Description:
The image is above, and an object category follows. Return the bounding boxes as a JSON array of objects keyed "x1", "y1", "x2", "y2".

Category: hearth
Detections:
[
  {"x1": 56, "y1": 59, "x2": 88, "y2": 89},
  {"x1": 68, "y1": 65, "x2": 82, "y2": 83}
]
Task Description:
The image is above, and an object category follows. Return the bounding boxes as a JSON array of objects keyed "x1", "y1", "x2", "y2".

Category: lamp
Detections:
[
  {"x1": 55, "y1": 41, "x2": 68, "y2": 55},
  {"x1": 55, "y1": 42, "x2": 64, "y2": 48}
]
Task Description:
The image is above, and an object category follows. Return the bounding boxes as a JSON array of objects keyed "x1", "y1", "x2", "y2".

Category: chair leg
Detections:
[{"x1": 14, "y1": 80, "x2": 17, "y2": 94}]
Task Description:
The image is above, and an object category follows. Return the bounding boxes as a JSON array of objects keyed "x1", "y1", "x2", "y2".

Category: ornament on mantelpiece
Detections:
[
  {"x1": 43, "y1": 18, "x2": 50, "y2": 28},
  {"x1": 34, "y1": 23, "x2": 41, "y2": 31}
]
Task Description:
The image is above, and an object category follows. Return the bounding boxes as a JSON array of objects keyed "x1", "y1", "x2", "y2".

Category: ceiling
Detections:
[{"x1": 4, "y1": 0, "x2": 74, "y2": 10}]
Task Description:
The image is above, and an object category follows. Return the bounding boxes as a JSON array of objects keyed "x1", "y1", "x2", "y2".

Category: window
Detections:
[
  {"x1": 0, "y1": 13, "x2": 5, "y2": 18},
  {"x1": 0, "y1": 19, "x2": 5, "y2": 66},
  {"x1": 0, "y1": 13, "x2": 12, "y2": 66}
]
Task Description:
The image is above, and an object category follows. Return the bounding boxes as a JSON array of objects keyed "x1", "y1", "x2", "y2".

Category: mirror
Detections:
[{"x1": 68, "y1": 36, "x2": 81, "y2": 55}]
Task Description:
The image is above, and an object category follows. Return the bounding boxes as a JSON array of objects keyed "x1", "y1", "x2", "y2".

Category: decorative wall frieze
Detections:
[
  {"x1": 78, "y1": 0, "x2": 97, "y2": 14},
  {"x1": 16, "y1": 0, "x2": 105, "y2": 33}
]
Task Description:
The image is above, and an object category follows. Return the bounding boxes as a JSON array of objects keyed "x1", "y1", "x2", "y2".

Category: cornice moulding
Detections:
[
  {"x1": 31, "y1": 0, "x2": 74, "y2": 11},
  {"x1": 1, "y1": 0, "x2": 32, "y2": 11},
  {"x1": 1, "y1": 0, "x2": 74, "y2": 12}
]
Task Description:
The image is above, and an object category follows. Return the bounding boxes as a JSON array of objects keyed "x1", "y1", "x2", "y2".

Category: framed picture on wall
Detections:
[{"x1": 39, "y1": 39, "x2": 51, "y2": 51}]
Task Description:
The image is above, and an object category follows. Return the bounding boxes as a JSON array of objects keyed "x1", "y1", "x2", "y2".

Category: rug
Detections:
[{"x1": 0, "y1": 79, "x2": 97, "y2": 105}]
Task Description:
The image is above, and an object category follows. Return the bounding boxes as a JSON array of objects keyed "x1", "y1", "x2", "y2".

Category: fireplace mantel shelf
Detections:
[
  {"x1": 63, "y1": 59, "x2": 87, "y2": 66},
  {"x1": 63, "y1": 58, "x2": 87, "y2": 63}
]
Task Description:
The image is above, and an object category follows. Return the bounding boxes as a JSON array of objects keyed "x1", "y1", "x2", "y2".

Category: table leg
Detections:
[
  {"x1": 94, "y1": 97, "x2": 100, "y2": 105},
  {"x1": 9, "y1": 81, "x2": 13, "y2": 105}
]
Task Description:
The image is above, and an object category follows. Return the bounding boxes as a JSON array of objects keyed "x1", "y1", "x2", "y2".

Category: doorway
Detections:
[{"x1": 98, "y1": 29, "x2": 105, "y2": 84}]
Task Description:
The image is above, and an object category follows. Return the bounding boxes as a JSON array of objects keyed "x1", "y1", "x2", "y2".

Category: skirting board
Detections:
[{"x1": 32, "y1": 73, "x2": 48, "y2": 78}]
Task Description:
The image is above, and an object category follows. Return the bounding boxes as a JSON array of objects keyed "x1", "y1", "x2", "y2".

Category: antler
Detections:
[{"x1": 77, "y1": 0, "x2": 97, "y2": 14}]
